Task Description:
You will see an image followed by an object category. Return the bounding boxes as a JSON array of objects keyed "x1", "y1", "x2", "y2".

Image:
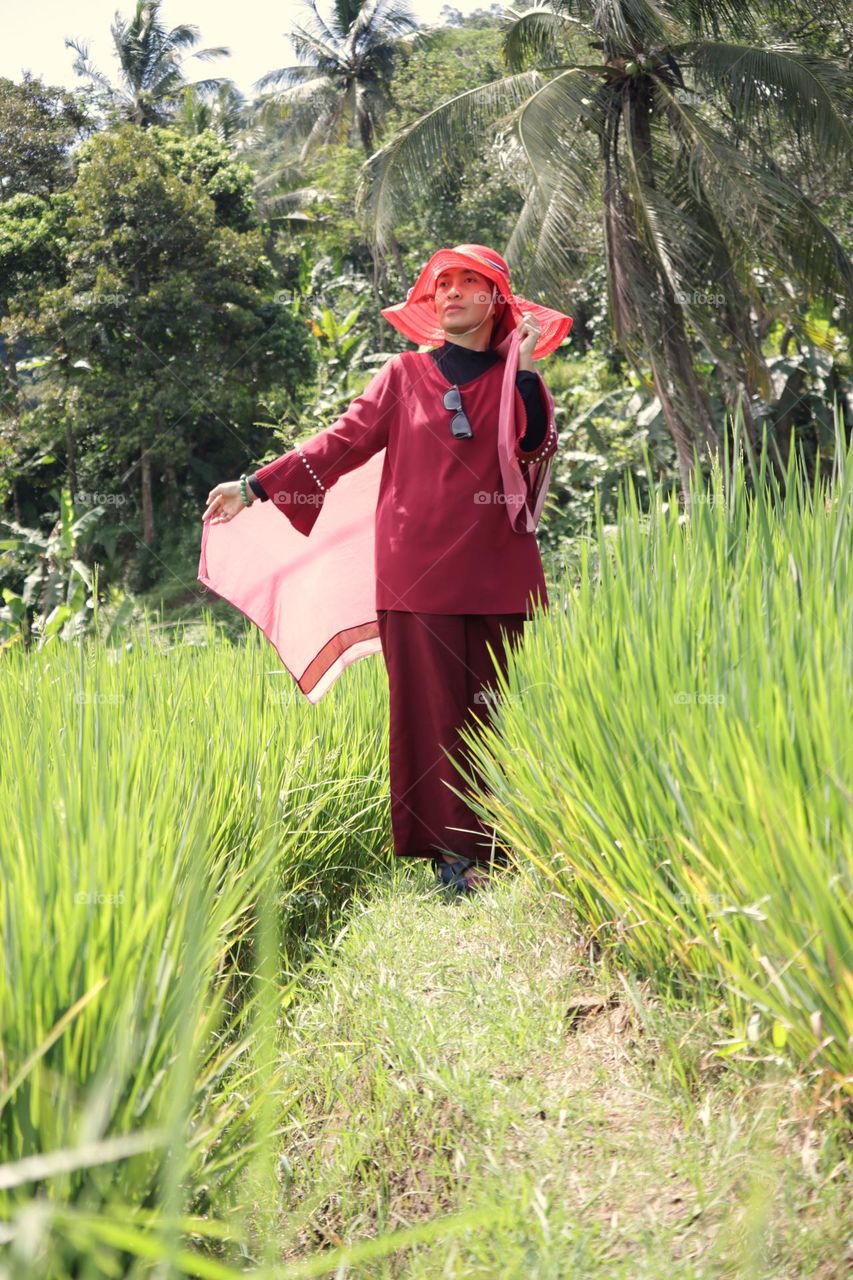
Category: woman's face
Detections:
[{"x1": 433, "y1": 267, "x2": 494, "y2": 336}]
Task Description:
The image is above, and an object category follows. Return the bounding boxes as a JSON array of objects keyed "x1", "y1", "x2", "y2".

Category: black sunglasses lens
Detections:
[{"x1": 444, "y1": 384, "x2": 471, "y2": 437}]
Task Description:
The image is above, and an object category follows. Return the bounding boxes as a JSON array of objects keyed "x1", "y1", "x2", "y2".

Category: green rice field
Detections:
[{"x1": 1, "y1": 427, "x2": 850, "y2": 1276}]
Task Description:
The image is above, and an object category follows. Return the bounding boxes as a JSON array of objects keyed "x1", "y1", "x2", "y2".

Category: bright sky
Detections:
[{"x1": 1, "y1": 0, "x2": 499, "y2": 98}]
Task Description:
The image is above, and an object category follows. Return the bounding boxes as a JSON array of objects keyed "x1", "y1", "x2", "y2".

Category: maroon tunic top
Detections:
[{"x1": 252, "y1": 350, "x2": 558, "y2": 615}]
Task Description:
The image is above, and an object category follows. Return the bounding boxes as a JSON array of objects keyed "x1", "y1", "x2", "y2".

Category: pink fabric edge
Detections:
[
  {"x1": 495, "y1": 329, "x2": 557, "y2": 533},
  {"x1": 198, "y1": 540, "x2": 382, "y2": 700}
]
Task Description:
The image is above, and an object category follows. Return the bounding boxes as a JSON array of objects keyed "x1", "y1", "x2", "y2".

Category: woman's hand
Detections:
[
  {"x1": 202, "y1": 480, "x2": 252, "y2": 524},
  {"x1": 516, "y1": 312, "x2": 541, "y2": 365}
]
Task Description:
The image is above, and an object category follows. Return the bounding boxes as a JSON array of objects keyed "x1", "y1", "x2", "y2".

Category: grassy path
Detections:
[{"x1": 242, "y1": 869, "x2": 848, "y2": 1278}]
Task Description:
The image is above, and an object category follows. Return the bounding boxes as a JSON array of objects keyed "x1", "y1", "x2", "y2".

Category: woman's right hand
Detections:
[{"x1": 202, "y1": 480, "x2": 252, "y2": 524}]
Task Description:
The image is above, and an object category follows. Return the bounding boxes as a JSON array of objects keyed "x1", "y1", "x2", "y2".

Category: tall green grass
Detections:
[
  {"x1": 0, "y1": 621, "x2": 391, "y2": 1274},
  {"x1": 461, "y1": 412, "x2": 853, "y2": 1097}
]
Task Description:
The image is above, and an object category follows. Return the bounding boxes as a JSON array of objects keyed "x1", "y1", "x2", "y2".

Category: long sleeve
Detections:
[
  {"x1": 516, "y1": 371, "x2": 547, "y2": 450},
  {"x1": 252, "y1": 357, "x2": 399, "y2": 536},
  {"x1": 515, "y1": 370, "x2": 557, "y2": 467}
]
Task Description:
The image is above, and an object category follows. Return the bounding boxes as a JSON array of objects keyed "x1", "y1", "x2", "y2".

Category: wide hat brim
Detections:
[{"x1": 380, "y1": 244, "x2": 573, "y2": 360}]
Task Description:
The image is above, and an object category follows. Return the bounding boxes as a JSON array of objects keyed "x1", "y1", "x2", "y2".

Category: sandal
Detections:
[
  {"x1": 431, "y1": 853, "x2": 509, "y2": 893},
  {"x1": 431, "y1": 854, "x2": 476, "y2": 893}
]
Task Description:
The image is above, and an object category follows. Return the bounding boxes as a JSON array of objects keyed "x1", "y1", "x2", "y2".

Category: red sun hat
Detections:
[{"x1": 380, "y1": 243, "x2": 573, "y2": 360}]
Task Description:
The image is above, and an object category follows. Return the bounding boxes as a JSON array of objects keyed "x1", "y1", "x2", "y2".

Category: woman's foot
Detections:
[
  {"x1": 461, "y1": 848, "x2": 515, "y2": 889},
  {"x1": 436, "y1": 853, "x2": 492, "y2": 892},
  {"x1": 460, "y1": 861, "x2": 491, "y2": 890}
]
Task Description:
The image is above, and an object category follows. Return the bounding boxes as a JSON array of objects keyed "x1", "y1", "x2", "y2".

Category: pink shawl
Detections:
[{"x1": 197, "y1": 329, "x2": 555, "y2": 702}]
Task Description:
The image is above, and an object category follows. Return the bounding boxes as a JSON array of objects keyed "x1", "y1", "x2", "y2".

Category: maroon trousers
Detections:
[{"x1": 376, "y1": 609, "x2": 527, "y2": 863}]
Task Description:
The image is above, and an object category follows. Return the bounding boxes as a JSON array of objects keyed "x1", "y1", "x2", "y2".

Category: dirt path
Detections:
[{"x1": 251, "y1": 870, "x2": 848, "y2": 1278}]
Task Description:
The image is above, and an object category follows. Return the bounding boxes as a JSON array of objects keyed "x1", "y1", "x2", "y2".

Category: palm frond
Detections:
[
  {"x1": 666, "y1": 158, "x2": 772, "y2": 395},
  {"x1": 665, "y1": 0, "x2": 760, "y2": 40},
  {"x1": 356, "y1": 70, "x2": 545, "y2": 252},
  {"x1": 554, "y1": 0, "x2": 675, "y2": 50},
  {"x1": 160, "y1": 27, "x2": 199, "y2": 52},
  {"x1": 515, "y1": 68, "x2": 607, "y2": 202},
  {"x1": 162, "y1": 24, "x2": 202, "y2": 50},
  {"x1": 673, "y1": 41, "x2": 853, "y2": 161},
  {"x1": 502, "y1": 6, "x2": 587, "y2": 74},
  {"x1": 185, "y1": 77, "x2": 232, "y2": 98},
  {"x1": 64, "y1": 38, "x2": 115, "y2": 95},
  {"x1": 601, "y1": 161, "x2": 654, "y2": 359},
  {"x1": 298, "y1": 101, "x2": 343, "y2": 162},
  {"x1": 305, "y1": 0, "x2": 344, "y2": 47},
  {"x1": 258, "y1": 75, "x2": 334, "y2": 107},
  {"x1": 184, "y1": 46, "x2": 231, "y2": 64},
  {"x1": 254, "y1": 64, "x2": 327, "y2": 92},
  {"x1": 144, "y1": 68, "x2": 186, "y2": 100},
  {"x1": 289, "y1": 27, "x2": 348, "y2": 74},
  {"x1": 330, "y1": 0, "x2": 363, "y2": 36},
  {"x1": 622, "y1": 132, "x2": 747, "y2": 373},
  {"x1": 344, "y1": 0, "x2": 418, "y2": 55},
  {"x1": 658, "y1": 78, "x2": 853, "y2": 306},
  {"x1": 504, "y1": 173, "x2": 594, "y2": 301},
  {"x1": 259, "y1": 185, "x2": 326, "y2": 213}
]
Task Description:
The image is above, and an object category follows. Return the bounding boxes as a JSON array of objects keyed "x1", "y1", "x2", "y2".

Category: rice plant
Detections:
[
  {"x1": 459, "y1": 405, "x2": 853, "y2": 1100},
  {"x1": 0, "y1": 619, "x2": 391, "y2": 1274}
]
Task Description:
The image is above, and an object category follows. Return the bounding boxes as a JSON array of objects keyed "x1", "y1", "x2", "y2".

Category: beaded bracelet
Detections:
[{"x1": 239, "y1": 473, "x2": 251, "y2": 507}]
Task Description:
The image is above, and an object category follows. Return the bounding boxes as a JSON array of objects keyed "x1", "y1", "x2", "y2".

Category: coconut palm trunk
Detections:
[{"x1": 611, "y1": 74, "x2": 721, "y2": 489}]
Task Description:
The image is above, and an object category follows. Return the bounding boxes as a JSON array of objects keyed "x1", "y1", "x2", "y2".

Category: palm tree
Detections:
[
  {"x1": 258, "y1": 0, "x2": 420, "y2": 297},
  {"x1": 66, "y1": 0, "x2": 230, "y2": 129},
  {"x1": 257, "y1": 0, "x2": 419, "y2": 157},
  {"x1": 358, "y1": 0, "x2": 853, "y2": 491},
  {"x1": 176, "y1": 83, "x2": 248, "y2": 142}
]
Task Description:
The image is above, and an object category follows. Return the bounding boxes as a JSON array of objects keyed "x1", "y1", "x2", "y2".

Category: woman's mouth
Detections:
[{"x1": 446, "y1": 304, "x2": 463, "y2": 312}]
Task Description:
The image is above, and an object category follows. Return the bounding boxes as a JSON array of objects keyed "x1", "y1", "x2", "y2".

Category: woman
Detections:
[{"x1": 201, "y1": 244, "x2": 572, "y2": 893}]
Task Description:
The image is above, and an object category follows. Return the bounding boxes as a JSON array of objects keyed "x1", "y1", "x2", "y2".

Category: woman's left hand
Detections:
[{"x1": 516, "y1": 312, "x2": 541, "y2": 361}]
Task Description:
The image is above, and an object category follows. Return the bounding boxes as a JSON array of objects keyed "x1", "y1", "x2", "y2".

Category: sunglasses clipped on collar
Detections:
[{"x1": 444, "y1": 384, "x2": 473, "y2": 439}]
